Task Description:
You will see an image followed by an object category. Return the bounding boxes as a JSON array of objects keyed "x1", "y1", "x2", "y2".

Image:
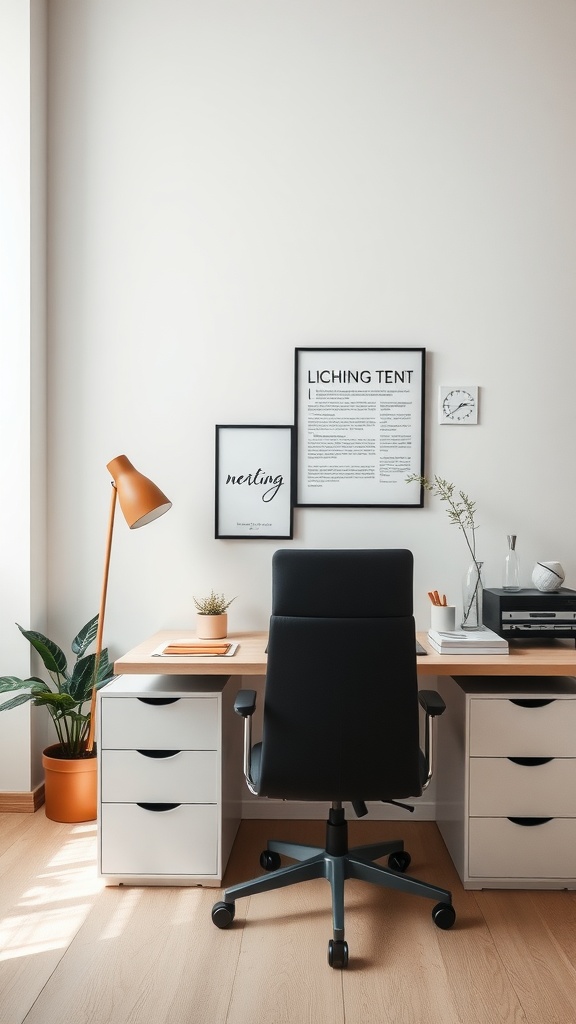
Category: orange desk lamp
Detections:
[{"x1": 85, "y1": 455, "x2": 172, "y2": 753}]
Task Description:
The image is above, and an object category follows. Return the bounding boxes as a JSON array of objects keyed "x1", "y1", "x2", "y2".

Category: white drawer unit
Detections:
[
  {"x1": 98, "y1": 674, "x2": 242, "y2": 886},
  {"x1": 101, "y1": 803, "x2": 219, "y2": 876},
  {"x1": 435, "y1": 675, "x2": 576, "y2": 889}
]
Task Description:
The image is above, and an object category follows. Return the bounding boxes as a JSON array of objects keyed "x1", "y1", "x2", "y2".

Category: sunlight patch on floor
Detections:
[
  {"x1": 98, "y1": 886, "x2": 142, "y2": 940},
  {"x1": 0, "y1": 823, "x2": 103, "y2": 961},
  {"x1": 168, "y1": 886, "x2": 209, "y2": 926},
  {"x1": 0, "y1": 904, "x2": 95, "y2": 960}
]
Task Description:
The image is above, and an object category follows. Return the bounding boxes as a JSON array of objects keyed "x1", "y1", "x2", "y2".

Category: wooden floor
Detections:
[{"x1": 1, "y1": 812, "x2": 576, "y2": 1024}]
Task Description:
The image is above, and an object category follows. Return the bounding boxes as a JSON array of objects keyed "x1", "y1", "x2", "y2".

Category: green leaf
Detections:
[
  {"x1": 30, "y1": 680, "x2": 56, "y2": 696},
  {"x1": 67, "y1": 648, "x2": 113, "y2": 702},
  {"x1": 97, "y1": 648, "x2": 113, "y2": 685},
  {"x1": 0, "y1": 676, "x2": 27, "y2": 693},
  {"x1": 3, "y1": 620, "x2": 114, "y2": 751},
  {"x1": 0, "y1": 675, "x2": 47, "y2": 695},
  {"x1": 67, "y1": 709, "x2": 90, "y2": 725},
  {"x1": 33, "y1": 691, "x2": 77, "y2": 712},
  {"x1": 16, "y1": 625, "x2": 68, "y2": 677},
  {"x1": 71, "y1": 616, "x2": 99, "y2": 658},
  {"x1": 0, "y1": 692, "x2": 34, "y2": 711},
  {"x1": 68, "y1": 654, "x2": 96, "y2": 701}
]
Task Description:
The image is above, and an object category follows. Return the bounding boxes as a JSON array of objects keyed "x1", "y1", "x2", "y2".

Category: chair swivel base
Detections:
[{"x1": 212, "y1": 807, "x2": 455, "y2": 968}]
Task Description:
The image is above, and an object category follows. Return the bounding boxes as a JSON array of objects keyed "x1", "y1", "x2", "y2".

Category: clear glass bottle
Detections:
[{"x1": 503, "y1": 535, "x2": 520, "y2": 591}]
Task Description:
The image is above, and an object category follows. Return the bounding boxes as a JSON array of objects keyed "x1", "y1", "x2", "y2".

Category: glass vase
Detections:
[{"x1": 462, "y1": 560, "x2": 484, "y2": 630}]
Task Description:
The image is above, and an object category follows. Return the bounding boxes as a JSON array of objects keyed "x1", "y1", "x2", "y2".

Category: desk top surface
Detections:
[{"x1": 114, "y1": 629, "x2": 576, "y2": 678}]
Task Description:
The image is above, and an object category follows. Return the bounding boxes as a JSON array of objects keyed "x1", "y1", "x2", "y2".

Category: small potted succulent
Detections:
[
  {"x1": 0, "y1": 615, "x2": 113, "y2": 821},
  {"x1": 193, "y1": 591, "x2": 236, "y2": 639}
]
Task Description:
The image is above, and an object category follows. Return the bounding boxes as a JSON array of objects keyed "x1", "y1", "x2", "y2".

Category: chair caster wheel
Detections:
[
  {"x1": 388, "y1": 850, "x2": 411, "y2": 872},
  {"x1": 328, "y1": 939, "x2": 349, "y2": 969},
  {"x1": 212, "y1": 901, "x2": 235, "y2": 929},
  {"x1": 260, "y1": 849, "x2": 282, "y2": 871},
  {"x1": 432, "y1": 902, "x2": 456, "y2": 930}
]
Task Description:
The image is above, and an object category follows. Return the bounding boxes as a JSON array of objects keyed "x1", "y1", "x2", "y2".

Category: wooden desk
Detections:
[
  {"x1": 114, "y1": 629, "x2": 576, "y2": 678},
  {"x1": 110, "y1": 630, "x2": 576, "y2": 891},
  {"x1": 114, "y1": 630, "x2": 268, "y2": 676},
  {"x1": 415, "y1": 633, "x2": 576, "y2": 676}
]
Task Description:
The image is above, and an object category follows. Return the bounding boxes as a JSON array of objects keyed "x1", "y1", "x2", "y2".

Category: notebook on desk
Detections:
[{"x1": 151, "y1": 640, "x2": 240, "y2": 657}]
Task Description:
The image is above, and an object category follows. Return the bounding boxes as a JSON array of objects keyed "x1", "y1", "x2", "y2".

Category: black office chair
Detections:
[{"x1": 212, "y1": 549, "x2": 455, "y2": 968}]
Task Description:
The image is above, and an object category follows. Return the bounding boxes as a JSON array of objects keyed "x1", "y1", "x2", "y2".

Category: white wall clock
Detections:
[{"x1": 438, "y1": 386, "x2": 479, "y2": 424}]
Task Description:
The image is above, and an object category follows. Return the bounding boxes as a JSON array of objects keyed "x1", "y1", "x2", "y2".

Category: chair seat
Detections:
[{"x1": 249, "y1": 743, "x2": 429, "y2": 804}]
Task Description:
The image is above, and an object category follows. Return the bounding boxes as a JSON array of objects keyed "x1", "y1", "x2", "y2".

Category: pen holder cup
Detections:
[{"x1": 430, "y1": 605, "x2": 456, "y2": 632}]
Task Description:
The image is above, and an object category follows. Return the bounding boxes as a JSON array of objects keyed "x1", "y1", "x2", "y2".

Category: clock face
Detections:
[{"x1": 439, "y1": 386, "x2": 478, "y2": 424}]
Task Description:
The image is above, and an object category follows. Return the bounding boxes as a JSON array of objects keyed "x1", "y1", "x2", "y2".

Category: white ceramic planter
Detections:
[{"x1": 196, "y1": 613, "x2": 228, "y2": 639}]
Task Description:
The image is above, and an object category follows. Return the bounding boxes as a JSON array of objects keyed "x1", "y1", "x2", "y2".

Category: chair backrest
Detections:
[{"x1": 258, "y1": 548, "x2": 422, "y2": 803}]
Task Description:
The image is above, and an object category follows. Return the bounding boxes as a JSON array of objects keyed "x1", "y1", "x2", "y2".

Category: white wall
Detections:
[
  {"x1": 5, "y1": 0, "x2": 576, "y2": 793},
  {"x1": 0, "y1": 0, "x2": 47, "y2": 791},
  {"x1": 46, "y1": 0, "x2": 576, "y2": 661}
]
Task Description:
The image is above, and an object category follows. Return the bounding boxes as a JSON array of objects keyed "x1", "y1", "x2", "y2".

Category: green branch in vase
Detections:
[{"x1": 407, "y1": 474, "x2": 483, "y2": 626}]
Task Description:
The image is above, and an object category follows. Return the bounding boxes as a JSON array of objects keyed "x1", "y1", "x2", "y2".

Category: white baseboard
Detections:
[{"x1": 240, "y1": 798, "x2": 436, "y2": 821}]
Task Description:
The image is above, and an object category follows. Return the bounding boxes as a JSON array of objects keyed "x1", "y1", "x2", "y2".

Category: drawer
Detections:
[
  {"x1": 100, "y1": 802, "x2": 218, "y2": 876},
  {"x1": 469, "y1": 698, "x2": 576, "y2": 757},
  {"x1": 469, "y1": 758, "x2": 576, "y2": 817},
  {"x1": 101, "y1": 749, "x2": 218, "y2": 803},
  {"x1": 100, "y1": 696, "x2": 218, "y2": 750},
  {"x1": 469, "y1": 817, "x2": 576, "y2": 878}
]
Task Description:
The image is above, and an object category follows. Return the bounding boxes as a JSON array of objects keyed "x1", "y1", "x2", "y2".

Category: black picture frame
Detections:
[
  {"x1": 295, "y1": 347, "x2": 425, "y2": 507},
  {"x1": 215, "y1": 425, "x2": 295, "y2": 539}
]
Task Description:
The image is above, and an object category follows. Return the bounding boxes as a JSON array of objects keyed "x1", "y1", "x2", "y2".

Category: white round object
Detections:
[{"x1": 531, "y1": 561, "x2": 565, "y2": 592}]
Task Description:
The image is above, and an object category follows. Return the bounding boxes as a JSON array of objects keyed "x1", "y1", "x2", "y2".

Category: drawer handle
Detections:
[
  {"x1": 508, "y1": 757, "x2": 553, "y2": 767},
  {"x1": 136, "y1": 749, "x2": 181, "y2": 759},
  {"x1": 136, "y1": 802, "x2": 180, "y2": 812},
  {"x1": 507, "y1": 817, "x2": 552, "y2": 827},
  {"x1": 137, "y1": 697, "x2": 180, "y2": 706},
  {"x1": 509, "y1": 699, "x2": 554, "y2": 708}
]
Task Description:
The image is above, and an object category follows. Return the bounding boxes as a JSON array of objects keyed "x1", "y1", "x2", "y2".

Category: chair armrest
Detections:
[
  {"x1": 234, "y1": 690, "x2": 258, "y2": 795},
  {"x1": 234, "y1": 689, "x2": 257, "y2": 717},
  {"x1": 418, "y1": 690, "x2": 446, "y2": 791},
  {"x1": 418, "y1": 690, "x2": 446, "y2": 717}
]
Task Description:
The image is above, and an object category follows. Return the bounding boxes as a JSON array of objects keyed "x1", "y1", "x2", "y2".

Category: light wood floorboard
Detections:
[{"x1": 1, "y1": 813, "x2": 575, "y2": 1024}]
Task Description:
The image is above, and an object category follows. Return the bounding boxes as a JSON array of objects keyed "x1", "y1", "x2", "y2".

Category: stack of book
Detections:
[{"x1": 427, "y1": 626, "x2": 509, "y2": 655}]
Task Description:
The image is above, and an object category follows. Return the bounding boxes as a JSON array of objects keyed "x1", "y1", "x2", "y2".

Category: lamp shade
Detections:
[{"x1": 107, "y1": 455, "x2": 172, "y2": 528}]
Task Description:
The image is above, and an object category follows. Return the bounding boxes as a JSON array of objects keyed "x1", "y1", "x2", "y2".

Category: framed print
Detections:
[
  {"x1": 215, "y1": 425, "x2": 294, "y2": 539},
  {"x1": 295, "y1": 348, "x2": 425, "y2": 507}
]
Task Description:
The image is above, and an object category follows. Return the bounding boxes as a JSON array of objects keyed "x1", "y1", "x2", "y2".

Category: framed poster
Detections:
[
  {"x1": 295, "y1": 348, "x2": 425, "y2": 507},
  {"x1": 215, "y1": 425, "x2": 294, "y2": 539}
]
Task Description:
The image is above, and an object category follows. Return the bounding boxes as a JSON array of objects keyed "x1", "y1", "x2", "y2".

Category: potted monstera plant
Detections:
[{"x1": 0, "y1": 614, "x2": 113, "y2": 822}]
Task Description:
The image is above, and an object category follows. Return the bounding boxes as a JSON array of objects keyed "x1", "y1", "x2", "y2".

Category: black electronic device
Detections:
[{"x1": 483, "y1": 587, "x2": 576, "y2": 641}]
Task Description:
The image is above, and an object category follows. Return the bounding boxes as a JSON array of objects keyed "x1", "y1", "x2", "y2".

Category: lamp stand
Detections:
[{"x1": 85, "y1": 483, "x2": 118, "y2": 754}]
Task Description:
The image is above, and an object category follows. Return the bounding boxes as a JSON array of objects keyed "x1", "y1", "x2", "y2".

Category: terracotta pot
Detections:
[
  {"x1": 196, "y1": 613, "x2": 227, "y2": 639},
  {"x1": 42, "y1": 744, "x2": 97, "y2": 822}
]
